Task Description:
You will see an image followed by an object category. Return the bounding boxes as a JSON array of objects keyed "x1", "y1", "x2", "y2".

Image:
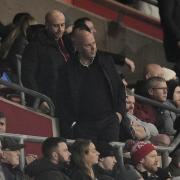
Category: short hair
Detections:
[
  {"x1": 146, "y1": 76, "x2": 166, "y2": 90},
  {"x1": 72, "y1": 24, "x2": 91, "y2": 36},
  {"x1": 0, "y1": 112, "x2": 5, "y2": 119},
  {"x1": 42, "y1": 137, "x2": 66, "y2": 158},
  {"x1": 74, "y1": 17, "x2": 91, "y2": 27},
  {"x1": 45, "y1": 10, "x2": 64, "y2": 24}
]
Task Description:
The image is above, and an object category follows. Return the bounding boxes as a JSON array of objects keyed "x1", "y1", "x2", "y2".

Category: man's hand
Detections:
[
  {"x1": 125, "y1": 58, "x2": 135, "y2": 72},
  {"x1": 39, "y1": 101, "x2": 50, "y2": 114},
  {"x1": 116, "y1": 112, "x2": 122, "y2": 123}
]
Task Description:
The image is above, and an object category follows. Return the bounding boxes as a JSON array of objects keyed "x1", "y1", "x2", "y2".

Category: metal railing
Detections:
[
  {"x1": 0, "y1": 79, "x2": 55, "y2": 116},
  {"x1": 1, "y1": 131, "x2": 180, "y2": 169}
]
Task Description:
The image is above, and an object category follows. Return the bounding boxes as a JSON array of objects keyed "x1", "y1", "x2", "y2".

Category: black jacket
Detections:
[
  {"x1": 21, "y1": 29, "x2": 71, "y2": 104},
  {"x1": 25, "y1": 158, "x2": 70, "y2": 180},
  {"x1": 1, "y1": 163, "x2": 28, "y2": 180},
  {"x1": 158, "y1": 0, "x2": 180, "y2": 63},
  {"x1": 66, "y1": 50, "x2": 126, "y2": 121}
]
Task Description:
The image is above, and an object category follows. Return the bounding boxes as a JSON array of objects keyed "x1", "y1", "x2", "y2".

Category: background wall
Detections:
[{"x1": 0, "y1": 0, "x2": 172, "y2": 83}]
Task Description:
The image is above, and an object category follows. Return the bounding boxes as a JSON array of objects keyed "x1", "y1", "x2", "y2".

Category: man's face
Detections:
[
  {"x1": 100, "y1": 156, "x2": 117, "y2": 171},
  {"x1": 149, "y1": 81, "x2": 167, "y2": 102},
  {"x1": 141, "y1": 150, "x2": 159, "y2": 173},
  {"x1": 76, "y1": 31, "x2": 97, "y2": 60},
  {"x1": 173, "y1": 86, "x2": 180, "y2": 107},
  {"x1": 46, "y1": 12, "x2": 65, "y2": 39},
  {"x1": 126, "y1": 96, "x2": 135, "y2": 114},
  {"x1": 85, "y1": 20, "x2": 96, "y2": 34},
  {"x1": 2, "y1": 150, "x2": 20, "y2": 167},
  {"x1": 0, "y1": 118, "x2": 6, "y2": 133},
  {"x1": 55, "y1": 142, "x2": 71, "y2": 163}
]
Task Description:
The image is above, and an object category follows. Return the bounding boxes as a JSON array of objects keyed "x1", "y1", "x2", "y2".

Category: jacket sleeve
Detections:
[{"x1": 21, "y1": 42, "x2": 39, "y2": 92}]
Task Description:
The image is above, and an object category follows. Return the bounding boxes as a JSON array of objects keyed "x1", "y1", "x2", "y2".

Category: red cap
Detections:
[{"x1": 131, "y1": 141, "x2": 155, "y2": 164}]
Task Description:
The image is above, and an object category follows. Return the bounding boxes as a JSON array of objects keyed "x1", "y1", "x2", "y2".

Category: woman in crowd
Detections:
[
  {"x1": 70, "y1": 139, "x2": 100, "y2": 180},
  {"x1": 0, "y1": 14, "x2": 36, "y2": 82}
]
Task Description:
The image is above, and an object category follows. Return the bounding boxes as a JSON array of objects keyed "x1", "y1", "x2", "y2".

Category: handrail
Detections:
[
  {"x1": 127, "y1": 89, "x2": 180, "y2": 114},
  {"x1": 141, "y1": 0, "x2": 158, "y2": 7},
  {"x1": 0, "y1": 79, "x2": 55, "y2": 116},
  {"x1": 93, "y1": 0, "x2": 160, "y2": 28}
]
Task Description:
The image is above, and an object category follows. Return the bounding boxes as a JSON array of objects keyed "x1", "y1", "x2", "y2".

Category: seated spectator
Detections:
[
  {"x1": 167, "y1": 149, "x2": 180, "y2": 178},
  {"x1": 147, "y1": 77, "x2": 176, "y2": 136},
  {"x1": 120, "y1": 95, "x2": 170, "y2": 146},
  {"x1": 94, "y1": 142, "x2": 117, "y2": 180},
  {"x1": 167, "y1": 79, "x2": 180, "y2": 109},
  {"x1": 131, "y1": 141, "x2": 171, "y2": 179},
  {"x1": 70, "y1": 139, "x2": 99, "y2": 180},
  {"x1": 0, "y1": 112, "x2": 6, "y2": 133},
  {"x1": 0, "y1": 137, "x2": 27, "y2": 180},
  {"x1": 25, "y1": 137, "x2": 71, "y2": 180},
  {"x1": 162, "y1": 67, "x2": 177, "y2": 82}
]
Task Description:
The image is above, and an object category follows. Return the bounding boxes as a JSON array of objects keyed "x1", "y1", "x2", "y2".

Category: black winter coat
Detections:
[
  {"x1": 25, "y1": 158, "x2": 70, "y2": 180},
  {"x1": 158, "y1": 0, "x2": 180, "y2": 63},
  {"x1": 21, "y1": 29, "x2": 71, "y2": 104}
]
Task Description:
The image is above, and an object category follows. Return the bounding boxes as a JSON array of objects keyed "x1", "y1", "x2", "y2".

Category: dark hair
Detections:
[
  {"x1": 0, "y1": 112, "x2": 5, "y2": 119},
  {"x1": 42, "y1": 137, "x2": 66, "y2": 158},
  {"x1": 167, "y1": 79, "x2": 180, "y2": 100},
  {"x1": 71, "y1": 139, "x2": 92, "y2": 176},
  {"x1": 74, "y1": 17, "x2": 91, "y2": 27},
  {"x1": 13, "y1": 12, "x2": 31, "y2": 25},
  {"x1": 72, "y1": 24, "x2": 91, "y2": 36},
  {"x1": 146, "y1": 76, "x2": 166, "y2": 90}
]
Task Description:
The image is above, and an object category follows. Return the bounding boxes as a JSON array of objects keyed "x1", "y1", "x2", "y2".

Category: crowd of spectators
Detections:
[{"x1": 0, "y1": 1, "x2": 180, "y2": 179}]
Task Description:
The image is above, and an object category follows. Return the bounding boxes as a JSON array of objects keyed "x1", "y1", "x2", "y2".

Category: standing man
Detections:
[
  {"x1": 21, "y1": 10, "x2": 71, "y2": 108},
  {"x1": 157, "y1": 0, "x2": 180, "y2": 78},
  {"x1": 62, "y1": 29, "x2": 126, "y2": 141}
]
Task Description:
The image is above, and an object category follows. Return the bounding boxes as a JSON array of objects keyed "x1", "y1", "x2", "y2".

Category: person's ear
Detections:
[
  {"x1": 148, "y1": 88, "x2": 154, "y2": 96},
  {"x1": 52, "y1": 151, "x2": 58, "y2": 160}
]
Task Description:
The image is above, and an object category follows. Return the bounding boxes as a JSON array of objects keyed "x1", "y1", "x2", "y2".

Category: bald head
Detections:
[
  {"x1": 144, "y1": 64, "x2": 163, "y2": 80},
  {"x1": 45, "y1": 10, "x2": 65, "y2": 39},
  {"x1": 73, "y1": 30, "x2": 97, "y2": 60}
]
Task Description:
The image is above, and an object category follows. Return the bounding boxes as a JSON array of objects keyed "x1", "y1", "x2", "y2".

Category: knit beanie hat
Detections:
[
  {"x1": 131, "y1": 141, "x2": 155, "y2": 164},
  {"x1": 167, "y1": 79, "x2": 180, "y2": 100}
]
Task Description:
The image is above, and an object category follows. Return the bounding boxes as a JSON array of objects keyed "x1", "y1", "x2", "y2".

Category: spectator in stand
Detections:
[
  {"x1": 167, "y1": 149, "x2": 180, "y2": 178},
  {"x1": 63, "y1": 29, "x2": 126, "y2": 142},
  {"x1": 0, "y1": 112, "x2": 6, "y2": 133},
  {"x1": 120, "y1": 95, "x2": 170, "y2": 146},
  {"x1": 0, "y1": 137, "x2": 28, "y2": 180},
  {"x1": 70, "y1": 139, "x2": 100, "y2": 180},
  {"x1": 0, "y1": 12, "x2": 31, "y2": 43},
  {"x1": 21, "y1": 9, "x2": 72, "y2": 110},
  {"x1": 157, "y1": 0, "x2": 180, "y2": 79},
  {"x1": 25, "y1": 137, "x2": 71, "y2": 180},
  {"x1": 94, "y1": 142, "x2": 117, "y2": 180},
  {"x1": 131, "y1": 141, "x2": 171, "y2": 179},
  {"x1": 146, "y1": 77, "x2": 176, "y2": 136},
  {"x1": 0, "y1": 14, "x2": 36, "y2": 82},
  {"x1": 73, "y1": 17, "x2": 135, "y2": 72}
]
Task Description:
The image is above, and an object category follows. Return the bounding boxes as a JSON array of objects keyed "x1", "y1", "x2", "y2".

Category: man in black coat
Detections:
[
  {"x1": 157, "y1": 0, "x2": 180, "y2": 78},
  {"x1": 58, "y1": 29, "x2": 126, "y2": 141},
  {"x1": 25, "y1": 137, "x2": 71, "y2": 180},
  {"x1": 21, "y1": 10, "x2": 72, "y2": 108}
]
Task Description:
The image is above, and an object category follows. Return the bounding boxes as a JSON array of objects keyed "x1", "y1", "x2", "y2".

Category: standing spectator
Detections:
[
  {"x1": 0, "y1": 14, "x2": 36, "y2": 82},
  {"x1": 1, "y1": 137, "x2": 27, "y2": 180},
  {"x1": 63, "y1": 29, "x2": 126, "y2": 141},
  {"x1": 25, "y1": 137, "x2": 71, "y2": 180},
  {"x1": 21, "y1": 9, "x2": 72, "y2": 108},
  {"x1": 157, "y1": 0, "x2": 180, "y2": 78},
  {"x1": 70, "y1": 139, "x2": 99, "y2": 180}
]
